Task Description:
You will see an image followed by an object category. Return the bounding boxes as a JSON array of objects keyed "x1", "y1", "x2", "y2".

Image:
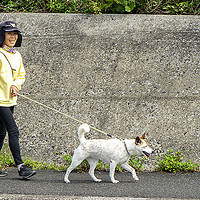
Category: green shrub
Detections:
[
  {"x1": 100, "y1": 0, "x2": 136, "y2": 14},
  {"x1": 0, "y1": 0, "x2": 48, "y2": 12},
  {"x1": 0, "y1": 0, "x2": 199, "y2": 14},
  {"x1": 156, "y1": 149, "x2": 199, "y2": 172},
  {"x1": 161, "y1": 1, "x2": 200, "y2": 15}
]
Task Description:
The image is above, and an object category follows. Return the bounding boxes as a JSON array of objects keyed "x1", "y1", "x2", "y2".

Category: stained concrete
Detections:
[{"x1": 0, "y1": 14, "x2": 199, "y2": 169}]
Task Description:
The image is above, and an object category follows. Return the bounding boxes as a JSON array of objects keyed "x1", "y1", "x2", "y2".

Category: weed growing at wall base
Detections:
[
  {"x1": 156, "y1": 149, "x2": 199, "y2": 172},
  {"x1": 0, "y1": 144, "x2": 146, "y2": 172},
  {"x1": 0, "y1": 144, "x2": 15, "y2": 169},
  {"x1": 0, "y1": 144, "x2": 67, "y2": 171},
  {"x1": 1, "y1": 144, "x2": 199, "y2": 172}
]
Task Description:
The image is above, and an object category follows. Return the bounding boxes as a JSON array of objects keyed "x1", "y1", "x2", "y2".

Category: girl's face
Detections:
[{"x1": 3, "y1": 31, "x2": 18, "y2": 48}]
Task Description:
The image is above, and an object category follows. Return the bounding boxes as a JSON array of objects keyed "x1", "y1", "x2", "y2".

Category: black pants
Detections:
[{"x1": 0, "y1": 106, "x2": 23, "y2": 165}]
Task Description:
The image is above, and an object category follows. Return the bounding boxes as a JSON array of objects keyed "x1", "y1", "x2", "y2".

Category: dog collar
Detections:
[{"x1": 124, "y1": 140, "x2": 131, "y2": 155}]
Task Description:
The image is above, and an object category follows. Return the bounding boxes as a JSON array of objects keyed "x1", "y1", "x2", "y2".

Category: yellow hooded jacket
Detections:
[{"x1": 0, "y1": 48, "x2": 25, "y2": 106}]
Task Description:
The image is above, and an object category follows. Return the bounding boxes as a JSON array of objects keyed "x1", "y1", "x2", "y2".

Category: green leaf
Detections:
[{"x1": 125, "y1": 5, "x2": 131, "y2": 12}]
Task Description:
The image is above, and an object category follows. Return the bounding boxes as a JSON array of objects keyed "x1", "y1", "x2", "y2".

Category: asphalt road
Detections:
[{"x1": 0, "y1": 168, "x2": 199, "y2": 200}]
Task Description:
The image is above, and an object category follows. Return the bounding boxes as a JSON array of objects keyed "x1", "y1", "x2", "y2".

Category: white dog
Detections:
[{"x1": 64, "y1": 124, "x2": 153, "y2": 183}]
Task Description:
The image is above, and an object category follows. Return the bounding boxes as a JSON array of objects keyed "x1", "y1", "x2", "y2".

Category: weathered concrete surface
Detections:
[{"x1": 0, "y1": 14, "x2": 199, "y2": 170}]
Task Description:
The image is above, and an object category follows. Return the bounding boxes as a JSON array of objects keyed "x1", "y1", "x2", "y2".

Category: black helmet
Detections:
[{"x1": 0, "y1": 21, "x2": 22, "y2": 47}]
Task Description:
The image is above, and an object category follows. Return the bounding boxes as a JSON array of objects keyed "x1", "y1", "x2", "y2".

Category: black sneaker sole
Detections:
[{"x1": 22, "y1": 171, "x2": 36, "y2": 180}]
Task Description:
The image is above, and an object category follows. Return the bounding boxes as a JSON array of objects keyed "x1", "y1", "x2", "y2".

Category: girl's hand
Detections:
[{"x1": 10, "y1": 85, "x2": 19, "y2": 98}]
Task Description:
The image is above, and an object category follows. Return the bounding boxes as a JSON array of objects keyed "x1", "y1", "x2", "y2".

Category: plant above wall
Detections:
[{"x1": 0, "y1": 0, "x2": 199, "y2": 15}]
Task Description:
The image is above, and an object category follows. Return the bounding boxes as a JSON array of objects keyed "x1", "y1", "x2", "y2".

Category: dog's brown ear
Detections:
[
  {"x1": 140, "y1": 132, "x2": 146, "y2": 139},
  {"x1": 135, "y1": 136, "x2": 142, "y2": 145}
]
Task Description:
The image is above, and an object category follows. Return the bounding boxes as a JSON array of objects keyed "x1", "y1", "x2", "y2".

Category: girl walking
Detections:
[{"x1": 0, "y1": 21, "x2": 36, "y2": 179}]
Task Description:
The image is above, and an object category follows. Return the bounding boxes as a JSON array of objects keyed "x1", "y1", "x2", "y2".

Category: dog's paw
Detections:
[
  {"x1": 112, "y1": 180, "x2": 120, "y2": 183},
  {"x1": 134, "y1": 176, "x2": 139, "y2": 181},
  {"x1": 64, "y1": 178, "x2": 70, "y2": 183},
  {"x1": 94, "y1": 179, "x2": 102, "y2": 182}
]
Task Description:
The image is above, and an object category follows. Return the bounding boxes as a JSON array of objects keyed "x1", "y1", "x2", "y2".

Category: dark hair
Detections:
[{"x1": 0, "y1": 21, "x2": 22, "y2": 47}]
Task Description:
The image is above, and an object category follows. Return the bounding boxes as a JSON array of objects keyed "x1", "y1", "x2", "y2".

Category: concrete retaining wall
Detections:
[{"x1": 0, "y1": 13, "x2": 199, "y2": 170}]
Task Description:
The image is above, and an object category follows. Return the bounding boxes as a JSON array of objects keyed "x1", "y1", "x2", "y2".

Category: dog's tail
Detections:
[{"x1": 78, "y1": 123, "x2": 90, "y2": 143}]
